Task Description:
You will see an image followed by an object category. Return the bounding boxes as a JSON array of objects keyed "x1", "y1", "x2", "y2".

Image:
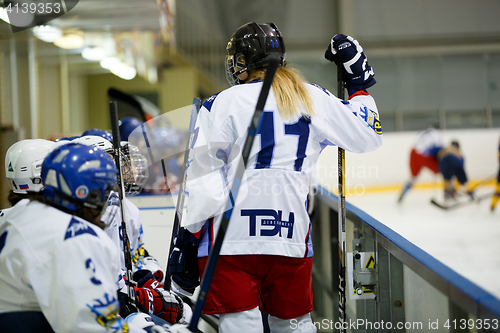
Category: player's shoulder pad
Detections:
[
  {"x1": 307, "y1": 82, "x2": 331, "y2": 96},
  {"x1": 202, "y1": 92, "x2": 222, "y2": 112}
]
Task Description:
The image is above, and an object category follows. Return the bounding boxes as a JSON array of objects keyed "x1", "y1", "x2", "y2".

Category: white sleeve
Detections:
[
  {"x1": 126, "y1": 199, "x2": 145, "y2": 271},
  {"x1": 316, "y1": 91, "x2": 383, "y2": 154},
  {"x1": 183, "y1": 105, "x2": 233, "y2": 234},
  {"x1": 30, "y1": 231, "x2": 128, "y2": 333}
]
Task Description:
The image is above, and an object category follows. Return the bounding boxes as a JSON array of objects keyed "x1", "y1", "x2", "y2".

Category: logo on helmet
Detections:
[{"x1": 76, "y1": 185, "x2": 89, "y2": 199}]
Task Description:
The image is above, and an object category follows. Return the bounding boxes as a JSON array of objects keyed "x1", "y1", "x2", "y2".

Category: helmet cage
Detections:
[{"x1": 121, "y1": 142, "x2": 149, "y2": 195}]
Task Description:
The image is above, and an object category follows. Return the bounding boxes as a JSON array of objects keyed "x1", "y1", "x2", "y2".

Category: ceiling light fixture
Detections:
[
  {"x1": 33, "y1": 25, "x2": 63, "y2": 43},
  {"x1": 100, "y1": 56, "x2": 121, "y2": 70},
  {"x1": 82, "y1": 46, "x2": 106, "y2": 61},
  {"x1": 54, "y1": 32, "x2": 84, "y2": 49}
]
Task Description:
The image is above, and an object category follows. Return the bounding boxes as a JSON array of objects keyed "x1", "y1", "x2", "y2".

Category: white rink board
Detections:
[{"x1": 128, "y1": 194, "x2": 178, "y2": 271}]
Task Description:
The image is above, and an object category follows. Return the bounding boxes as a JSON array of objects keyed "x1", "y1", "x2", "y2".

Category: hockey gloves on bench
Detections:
[
  {"x1": 168, "y1": 227, "x2": 200, "y2": 296},
  {"x1": 325, "y1": 34, "x2": 376, "y2": 95},
  {"x1": 134, "y1": 279, "x2": 183, "y2": 325}
]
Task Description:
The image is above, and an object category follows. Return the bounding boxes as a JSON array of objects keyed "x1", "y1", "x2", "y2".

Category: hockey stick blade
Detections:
[
  {"x1": 430, "y1": 192, "x2": 494, "y2": 210},
  {"x1": 188, "y1": 55, "x2": 280, "y2": 332}
]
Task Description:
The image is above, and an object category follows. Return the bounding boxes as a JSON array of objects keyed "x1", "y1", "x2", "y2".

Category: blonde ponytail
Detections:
[{"x1": 249, "y1": 65, "x2": 314, "y2": 120}]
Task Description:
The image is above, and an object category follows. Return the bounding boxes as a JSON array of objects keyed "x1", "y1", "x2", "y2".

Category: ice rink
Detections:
[
  {"x1": 132, "y1": 183, "x2": 500, "y2": 304},
  {"x1": 346, "y1": 184, "x2": 500, "y2": 300}
]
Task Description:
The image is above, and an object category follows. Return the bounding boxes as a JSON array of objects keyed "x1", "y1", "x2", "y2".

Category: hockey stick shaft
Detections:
[
  {"x1": 165, "y1": 98, "x2": 201, "y2": 291},
  {"x1": 188, "y1": 55, "x2": 280, "y2": 332},
  {"x1": 337, "y1": 68, "x2": 347, "y2": 332},
  {"x1": 109, "y1": 101, "x2": 137, "y2": 308},
  {"x1": 469, "y1": 173, "x2": 497, "y2": 191}
]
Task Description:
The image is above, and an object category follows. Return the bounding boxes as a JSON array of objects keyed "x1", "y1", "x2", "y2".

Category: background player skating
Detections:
[
  {"x1": 398, "y1": 124, "x2": 443, "y2": 202},
  {"x1": 438, "y1": 140, "x2": 475, "y2": 201},
  {"x1": 168, "y1": 23, "x2": 382, "y2": 333}
]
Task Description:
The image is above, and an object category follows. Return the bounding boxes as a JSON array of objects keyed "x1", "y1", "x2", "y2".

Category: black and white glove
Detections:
[
  {"x1": 325, "y1": 34, "x2": 376, "y2": 94},
  {"x1": 168, "y1": 227, "x2": 200, "y2": 296}
]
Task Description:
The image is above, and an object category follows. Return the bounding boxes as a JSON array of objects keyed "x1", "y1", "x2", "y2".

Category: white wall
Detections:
[{"x1": 317, "y1": 128, "x2": 500, "y2": 194}]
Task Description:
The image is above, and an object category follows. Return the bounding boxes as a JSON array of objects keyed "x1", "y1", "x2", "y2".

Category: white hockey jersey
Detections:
[
  {"x1": 0, "y1": 200, "x2": 129, "y2": 332},
  {"x1": 102, "y1": 191, "x2": 146, "y2": 272},
  {"x1": 183, "y1": 82, "x2": 383, "y2": 258},
  {"x1": 0, "y1": 198, "x2": 29, "y2": 224},
  {"x1": 414, "y1": 127, "x2": 444, "y2": 157}
]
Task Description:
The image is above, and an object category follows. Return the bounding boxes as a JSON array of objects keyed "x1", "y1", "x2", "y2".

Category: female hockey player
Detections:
[
  {"x1": 398, "y1": 124, "x2": 444, "y2": 202},
  {"x1": 0, "y1": 142, "x2": 183, "y2": 332},
  {"x1": 168, "y1": 23, "x2": 382, "y2": 333},
  {"x1": 438, "y1": 140, "x2": 475, "y2": 201},
  {"x1": 0, "y1": 143, "x2": 132, "y2": 332},
  {"x1": 72, "y1": 135, "x2": 190, "y2": 325}
]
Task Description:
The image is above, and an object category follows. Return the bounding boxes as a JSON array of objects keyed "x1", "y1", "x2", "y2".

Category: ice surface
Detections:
[{"x1": 346, "y1": 185, "x2": 500, "y2": 300}]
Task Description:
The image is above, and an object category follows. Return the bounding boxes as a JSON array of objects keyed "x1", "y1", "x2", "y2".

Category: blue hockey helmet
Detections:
[
  {"x1": 119, "y1": 117, "x2": 143, "y2": 141},
  {"x1": 82, "y1": 128, "x2": 113, "y2": 142},
  {"x1": 55, "y1": 136, "x2": 80, "y2": 142},
  {"x1": 41, "y1": 143, "x2": 118, "y2": 212}
]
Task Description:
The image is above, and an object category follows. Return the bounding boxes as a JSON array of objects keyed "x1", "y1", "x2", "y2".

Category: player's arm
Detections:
[
  {"x1": 321, "y1": 34, "x2": 382, "y2": 154},
  {"x1": 30, "y1": 226, "x2": 128, "y2": 332},
  {"x1": 183, "y1": 100, "x2": 235, "y2": 233},
  {"x1": 126, "y1": 199, "x2": 145, "y2": 271}
]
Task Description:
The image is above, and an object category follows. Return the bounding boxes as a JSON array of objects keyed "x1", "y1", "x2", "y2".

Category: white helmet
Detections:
[
  {"x1": 72, "y1": 135, "x2": 114, "y2": 153},
  {"x1": 5, "y1": 139, "x2": 57, "y2": 194}
]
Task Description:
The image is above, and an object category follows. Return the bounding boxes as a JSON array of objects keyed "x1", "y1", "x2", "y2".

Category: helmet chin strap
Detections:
[{"x1": 234, "y1": 66, "x2": 251, "y2": 85}]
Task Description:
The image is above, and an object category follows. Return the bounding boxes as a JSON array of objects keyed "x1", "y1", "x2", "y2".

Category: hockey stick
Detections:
[
  {"x1": 165, "y1": 98, "x2": 201, "y2": 291},
  {"x1": 337, "y1": 68, "x2": 347, "y2": 332},
  {"x1": 109, "y1": 101, "x2": 138, "y2": 311},
  {"x1": 188, "y1": 54, "x2": 280, "y2": 332},
  {"x1": 468, "y1": 173, "x2": 497, "y2": 191},
  {"x1": 430, "y1": 192, "x2": 494, "y2": 210}
]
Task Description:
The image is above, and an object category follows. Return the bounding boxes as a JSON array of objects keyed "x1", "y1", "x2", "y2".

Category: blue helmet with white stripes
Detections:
[
  {"x1": 82, "y1": 128, "x2": 113, "y2": 142},
  {"x1": 41, "y1": 143, "x2": 118, "y2": 212}
]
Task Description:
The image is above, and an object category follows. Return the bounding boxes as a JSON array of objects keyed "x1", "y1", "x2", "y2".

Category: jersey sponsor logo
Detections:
[
  {"x1": 241, "y1": 209, "x2": 295, "y2": 239},
  {"x1": 202, "y1": 92, "x2": 221, "y2": 112},
  {"x1": 75, "y1": 185, "x2": 89, "y2": 199},
  {"x1": 359, "y1": 105, "x2": 383, "y2": 135},
  {"x1": 107, "y1": 192, "x2": 119, "y2": 206},
  {"x1": 64, "y1": 217, "x2": 98, "y2": 240},
  {"x1": 87, "y1": 293, "x2": 123, "y2": 330}
]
